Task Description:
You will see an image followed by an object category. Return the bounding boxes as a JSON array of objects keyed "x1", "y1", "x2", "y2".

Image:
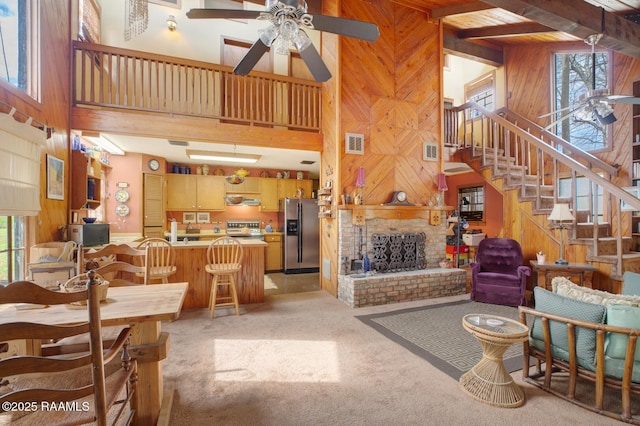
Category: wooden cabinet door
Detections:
[
  {"x1": 298, "y1": 179, "x2": 313, "y2": 198},
  {"x1": 143, "y1": 173, "x2": 164, "y2": 227},
  {"x1": 265, "y1": 234, "x2": 282, "y2": 271},
  {"x1": 197, "y1": 175, "x2": 225, "y2": 210},
  {"x1": 278, "y1": 179, "x2": 298, "y2": 200},
  {"x1": 166, "y1": 174, "x2": 197, "y2": 210},
  {"x1": 260, "y1": 178, "x2": 279, "y2": 211}
]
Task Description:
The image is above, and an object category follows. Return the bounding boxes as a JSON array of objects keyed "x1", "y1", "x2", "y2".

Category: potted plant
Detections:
[{"x1": 536, "y1": 251, "x2": 546, "y2": 264}]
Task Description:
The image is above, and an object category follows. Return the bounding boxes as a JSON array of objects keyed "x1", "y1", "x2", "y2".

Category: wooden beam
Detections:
[
  {"x1": 443, "y1": 33, "x2": 503, "y2": 66},
  {"x1": 71, "y1": 108, "x2": 323, "y2": 152},
  {"x1": 431, "y1": 2, "x2": 495, "y2": 19},
  {"x1": 459, "y1": 22, "x2": 556, "y2": 39},
  {"x1": 482, "y1": 0, "x2": 640, "y2": 58}
]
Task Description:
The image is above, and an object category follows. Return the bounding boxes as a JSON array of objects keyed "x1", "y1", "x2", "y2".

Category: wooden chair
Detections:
[
  {"x1": 205, "y1": 237, "x2": 243, "y2": 318},
  {"x1": 0, "y1": 272, "x2": 137, "y2": 425},
  {"x1": 135, "y1": 238, "x2": 176, "y2": 283},
  {"x1": 78, "y1": 244, "x2": 149, "y2": 286}
]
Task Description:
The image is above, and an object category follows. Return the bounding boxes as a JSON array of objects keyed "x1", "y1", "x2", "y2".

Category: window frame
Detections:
[
  {"x1": 0, "y1": 216, "x2": 27, "y2": 285},
  {"x1": 550, "y1": 48, "x2": 613, "y2": 153},
  {"x1": 465, "y1": 71, "x2": 495, "y2": 119},
  {"x1": 458, "y1": 185, "x2": 485, "y2": 223}
]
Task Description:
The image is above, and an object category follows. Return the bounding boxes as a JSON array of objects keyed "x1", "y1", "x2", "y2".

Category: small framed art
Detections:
[
  {"x1": 46, "y1": 154, "x2": 64, "y2": 200},
  {"x1": 183, "y1": 212, "x2": 197, "y2": 223}
]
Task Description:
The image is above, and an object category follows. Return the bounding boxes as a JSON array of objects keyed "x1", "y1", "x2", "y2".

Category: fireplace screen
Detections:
[{"x1": 370, "y1": 232, "x2": 427, "y2": 272}]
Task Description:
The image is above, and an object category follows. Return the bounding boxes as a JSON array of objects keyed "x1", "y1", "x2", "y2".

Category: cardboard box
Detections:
[{"x1": 462, "y1": 233, "x2": 486, "y2": 246}]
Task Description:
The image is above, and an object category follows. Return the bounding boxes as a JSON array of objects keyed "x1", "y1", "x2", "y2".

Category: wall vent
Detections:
[
  {"x1": 345, "y1": 133, "x2": 364, "y2": 155},
  {"x1": 423, "y1": 142, "x2": 438, "y2": 161}
]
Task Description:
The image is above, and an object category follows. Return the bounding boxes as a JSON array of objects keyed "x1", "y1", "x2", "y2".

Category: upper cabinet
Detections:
[
  {"x1": 224, "y1": 177, "x2": 260, "y2": 194},
  {"x1": 166, "y1": 174, "x2": 225, "y2": 211},
  {"x1": 71, "y1": 150, "x2": 109, "y2": 210}
]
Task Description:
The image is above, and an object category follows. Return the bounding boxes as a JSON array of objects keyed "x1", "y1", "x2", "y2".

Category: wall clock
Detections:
[
  {"x1": 114, "y1": 189, "x2": 130, "y2": 203},
  {"x1": 115, "y1": 204, "x2": 130, "y2": 217},
  {"x1": 148, "y1": 158, "x2": 160, "y2": 171}
]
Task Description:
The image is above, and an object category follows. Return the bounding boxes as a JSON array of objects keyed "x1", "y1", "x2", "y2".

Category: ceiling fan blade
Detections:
[
  {"x1": 309, "y1": 14, "x2": 379, "y2": 42},
  {"x1": 233, "y1": 39, "x2": 270, "y2": 76},
  {"x1": 606, "y1": 95, "x2": 640, "y2": 105},
  {"x1": 538, "y1": 105, "x2": 575, "y2": 119},
  {"x1": 298, "y1": 43, "x2": 332, "y2": 82},
  {"x1": 186, "y1": 9, "x2": 261, "y2": 20}
]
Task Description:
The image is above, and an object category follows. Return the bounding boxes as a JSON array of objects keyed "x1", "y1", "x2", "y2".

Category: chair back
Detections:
[
  {"x1": 0, "y1": 272, "x2": 135, "y2": 425},
  {"x1": 623, "y1": 271, "x2": 640, "y2": 296},
  {"x1": 475, "y1": 238, "x2": 524, "y2": 275},
  {"x1": 207, "y1": 237, "x2": 243, "y2": 267},
  {"x1": 136, "y1": 238, "x2": 176, "y2": 280},
  {"x1": 78, "y1": 244, "x2": 149, "y2": 285}
]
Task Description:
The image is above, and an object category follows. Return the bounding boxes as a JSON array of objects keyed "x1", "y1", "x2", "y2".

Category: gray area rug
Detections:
[{"x1": 356, "y1": 299, "x2": 526, "y2": 380}]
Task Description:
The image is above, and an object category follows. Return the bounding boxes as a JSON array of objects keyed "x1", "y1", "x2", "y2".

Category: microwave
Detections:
[{"x1": 68, "y1": 224, "x2": 110, "y2": 247}]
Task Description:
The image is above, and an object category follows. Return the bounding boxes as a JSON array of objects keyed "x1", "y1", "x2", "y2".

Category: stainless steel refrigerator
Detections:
[{"x1": 280, "y1": 198, "x2": 320, "y2": 274}]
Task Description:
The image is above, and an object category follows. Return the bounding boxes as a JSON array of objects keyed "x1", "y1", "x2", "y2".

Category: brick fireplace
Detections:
[{"x1": 337, "y1": 207, "x2": 466, "y2": 308}]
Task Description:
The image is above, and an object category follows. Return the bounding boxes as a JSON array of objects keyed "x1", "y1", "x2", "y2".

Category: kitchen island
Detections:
[
  {"x1": 169, "y1": 239, "x2": 267, "y2": 309},
  {"x1": 95, "y1": 238, "x2": 266, "y2": 310}
]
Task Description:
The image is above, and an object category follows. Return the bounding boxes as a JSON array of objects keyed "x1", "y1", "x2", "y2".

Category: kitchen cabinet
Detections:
[
  {"x1": 166, "y1": 174, "x2": 225, "y2": 211},
  {"x1": 225, "y1": 177, "x2": 260, "y2": 194},
  {"x1": 260, "y1": 178, "x2": 279, "y2": 211},
  {"x1": 632, "y1": 80, "x2": 640, "y2": 251},
  {"x1": 143, "y1": 173, "x2": 165, "y2": 237},
  {"x1": 71, "y1": 150, "x2": 109, "y2": 210},
  {"x1": 264, "y1": 233, "x2": 282, "y2": 272}
]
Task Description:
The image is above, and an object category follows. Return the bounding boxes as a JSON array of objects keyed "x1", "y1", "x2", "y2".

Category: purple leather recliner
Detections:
[{"x1": 470, "y1": 238, "x2": 530, "y2": 307}]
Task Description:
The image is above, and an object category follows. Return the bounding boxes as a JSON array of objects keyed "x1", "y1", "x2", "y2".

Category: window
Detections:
[
  {"x1": 465, "y1": 73, "x2": 494, "y2": 119},
  {"x1": 558, "y1": 176, "x2": 604, "y2": 223},
  {"x1": 0, "y1": 0, "x2": 40, "y2": 98},
  {"x1": 0, "y1": 216, "x2": 26, "y2": 285},
  {"x1": 552, "y1": 50, "x2": 610, "y2": 151},
  {"x1": 458, "y1": 186, "x2": 484, "y2": 222},
  {"x1": 79, "y1": 0, "x2": 101, "y2": 44}
]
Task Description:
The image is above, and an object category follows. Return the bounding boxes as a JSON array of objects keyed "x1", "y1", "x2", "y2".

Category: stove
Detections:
[{"x1": 226, "y1": 220, "x2": 263, "y2": 239}]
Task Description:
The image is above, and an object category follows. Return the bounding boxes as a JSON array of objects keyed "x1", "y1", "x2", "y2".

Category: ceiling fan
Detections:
[
  {"x1": 186, "y1": 0, "x2": 379, "y2": 82},
  {"x1": 541, "y1": 34, "x2": 640, "y2": 129}
]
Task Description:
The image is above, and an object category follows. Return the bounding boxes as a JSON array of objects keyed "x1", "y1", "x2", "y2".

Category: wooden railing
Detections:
[
  {"x1": 72, "y1": 41, "x2": 321, "y2": 132},
  {"x1": 446, "y1": 102, "x2": 640, "y2": 274}
]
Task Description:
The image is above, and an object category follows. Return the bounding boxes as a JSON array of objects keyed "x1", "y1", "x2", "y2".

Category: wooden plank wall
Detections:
[{"x1": 0, "y1": 0, "x2": 72, "y2": 248}]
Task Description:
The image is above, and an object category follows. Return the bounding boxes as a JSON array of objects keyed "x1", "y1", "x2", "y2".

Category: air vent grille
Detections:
[
  {"x1": 423, "y1": 142, "x2": 438, "y2": 161},
  {"x1": 345, "y1": 133, "x2": 364, "y2": 155},
  {"x1": 169, "y1": 140, "x2": 189, "y2": 146}
]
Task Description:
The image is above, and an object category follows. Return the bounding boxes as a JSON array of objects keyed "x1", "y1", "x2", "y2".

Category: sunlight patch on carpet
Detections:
[{"x1": 213, "y1": 339, "x2": 340, "y2": 382}]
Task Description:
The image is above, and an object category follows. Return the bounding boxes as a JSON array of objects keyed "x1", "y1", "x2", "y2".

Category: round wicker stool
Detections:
[{"x1": 460, "y1": 314, "x2": 529, "y2": 408}]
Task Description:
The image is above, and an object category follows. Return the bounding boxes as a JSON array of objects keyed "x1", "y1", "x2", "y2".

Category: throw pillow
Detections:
[
  {"x1": 605, "y1": 304, "x2": 640, "y2": 361},
  {"x1": 532, "y1": 287, "x2": 606, "y2": 367},
  {"x1": 551, "y1": 277, "x2": 640, "y2": 307}
]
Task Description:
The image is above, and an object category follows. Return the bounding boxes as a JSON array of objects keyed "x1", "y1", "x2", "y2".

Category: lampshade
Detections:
[
  {"x1": 548, "y1": 203, "x2": 575, "y2": 222},
  {"x1": 356, "y1": 167, "x2": 365, "y2": 187},
  {"x1": 437, "y1": 173, "x2": 448, "y2": 191}
]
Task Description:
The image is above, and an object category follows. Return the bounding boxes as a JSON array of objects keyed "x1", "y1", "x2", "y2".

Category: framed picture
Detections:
[
  {"x1": 197, "y1": 212, "x2": 211, "y2": 224},
  {"x1": 621, "y1": 187, "x2": 640, "y2": 211},
  {"x1": 46, "y1": 154, "x2": 64, "y2": 200},
  {"x1": 149, "y1": 0, "x2": 181, "y2": 9},
  {"x1": 183, "y1": 212, "x2": 197, "y2": 223}
]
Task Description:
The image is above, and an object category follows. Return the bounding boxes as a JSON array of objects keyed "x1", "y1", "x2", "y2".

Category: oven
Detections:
[{"x1": 226, "y1": 220, "x2": 264, "y2": 241}]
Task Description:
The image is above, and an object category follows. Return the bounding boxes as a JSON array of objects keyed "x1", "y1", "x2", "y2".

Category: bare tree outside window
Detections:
[{"x1": 553, "y1": 51, "x2": 609, "y2": 151}]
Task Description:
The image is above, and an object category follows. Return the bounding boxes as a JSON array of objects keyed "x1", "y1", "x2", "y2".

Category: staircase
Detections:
[{"x1": 446, "y1": 103, "x2": 640, "y2": 286}]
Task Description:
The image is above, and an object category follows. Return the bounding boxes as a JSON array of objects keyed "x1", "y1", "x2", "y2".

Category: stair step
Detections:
[
  {"x1": 575, "y1": 222, "x2": 611, "y2": 239},
  {"x1": 586, "y1": 236, "x2": 632, "y2": 254}
]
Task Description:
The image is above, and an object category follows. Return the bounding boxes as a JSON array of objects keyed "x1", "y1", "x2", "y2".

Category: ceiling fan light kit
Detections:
[{"x1": 187, "y1": 0, "x2": 379, "y2": 82}]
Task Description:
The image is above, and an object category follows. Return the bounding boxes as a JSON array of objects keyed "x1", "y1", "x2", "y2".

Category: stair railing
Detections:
[{"x1": 446, "y1": 102, "x2": 637, "y2": 275}]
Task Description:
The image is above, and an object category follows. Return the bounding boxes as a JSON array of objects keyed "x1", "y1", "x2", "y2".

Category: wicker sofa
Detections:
[{"x1": 518, "y1": 278, "x2": 640, "y2": 424}]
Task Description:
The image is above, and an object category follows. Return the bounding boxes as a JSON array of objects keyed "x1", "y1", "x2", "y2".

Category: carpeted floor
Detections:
[
  {"x1": 356, "y1": 300, "x2": 525, "y2": 380},
  {"x1": 162, "y1": 291, "x2": 624, "y2": 425}
]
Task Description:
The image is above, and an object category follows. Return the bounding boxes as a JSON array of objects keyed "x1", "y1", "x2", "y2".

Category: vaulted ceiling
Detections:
[{"x1": 390, "y1": 0, "x2": 640, "y2": 65}]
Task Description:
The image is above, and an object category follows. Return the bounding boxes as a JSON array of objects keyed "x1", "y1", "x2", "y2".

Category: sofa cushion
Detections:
[
  {"x1": 605, "y1": 304, "x2": 640, "y2": 362},
  {"x1": 531, "y1": 287, "x2": 606, "y2": 369},
  {"x1": 551, "y1": 277, "x2": 640, "y2": 307}
]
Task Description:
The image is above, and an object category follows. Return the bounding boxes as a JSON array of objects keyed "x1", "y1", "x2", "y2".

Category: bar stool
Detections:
[
  {"x1": 136, "y1": 238, "x2": 176, "y2": 283},
  {"x1": 205, "y1": 237, "x2": 243, "y2": 318}
]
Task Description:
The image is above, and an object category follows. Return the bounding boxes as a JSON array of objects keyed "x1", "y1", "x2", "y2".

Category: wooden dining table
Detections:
[{"x1": 0, "y1": 282, "x2": 188, "y2": 426}]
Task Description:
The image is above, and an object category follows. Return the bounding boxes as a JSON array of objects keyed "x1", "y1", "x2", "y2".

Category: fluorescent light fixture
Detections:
[
  {"x1": 81, "y1": 132, "x2": 124, "y2": 155},
  {"x1": 186, "y1": 149, "x2": 261, "y2": 164}
]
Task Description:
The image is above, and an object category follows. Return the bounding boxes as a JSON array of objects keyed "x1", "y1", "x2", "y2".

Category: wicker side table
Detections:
[{"x1": 460, "y1": 314, "x2": 529, "y2": 408}]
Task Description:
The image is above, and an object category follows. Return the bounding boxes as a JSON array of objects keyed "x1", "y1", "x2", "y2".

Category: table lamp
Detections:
[
  {"x1": 355, "y1": 167, "x2": 365, "y2": 204},
  {"x1": 548, "y1": 203, "x2": 575, "y2": 265},
  {"x1": 437, "y1": 173, "x2": 448, "y2": 206}
]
